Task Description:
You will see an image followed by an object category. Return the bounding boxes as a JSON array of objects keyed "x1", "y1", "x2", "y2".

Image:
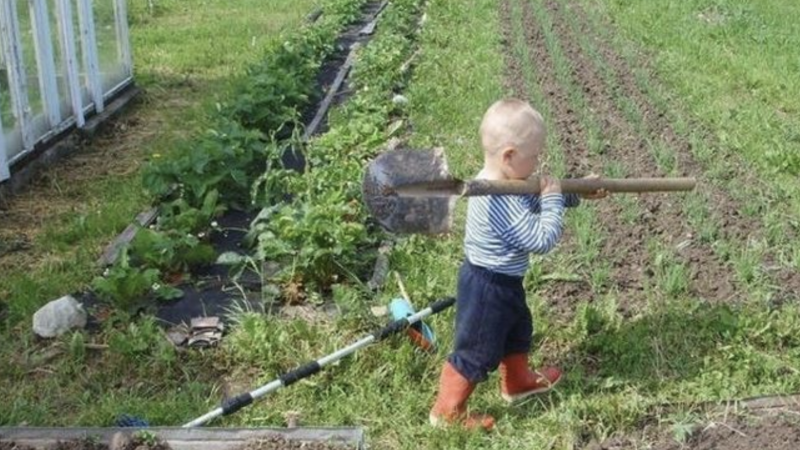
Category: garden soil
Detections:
[{"x1": 586, "y1": 412, "x2": 800, "y2": 450}]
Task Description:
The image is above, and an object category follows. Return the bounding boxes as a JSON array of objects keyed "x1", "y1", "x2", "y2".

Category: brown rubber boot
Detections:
[
  {"x1": 429, "y1": 362, "x2": 495, "y2": 431},
  {"x1": 499, "y1": 353, "x2": 562, "y2": 403}
]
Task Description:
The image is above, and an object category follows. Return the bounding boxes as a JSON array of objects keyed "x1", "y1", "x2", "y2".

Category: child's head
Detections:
[{"x1": 479, "y1": 99, "x2": 546, "y2": 180}]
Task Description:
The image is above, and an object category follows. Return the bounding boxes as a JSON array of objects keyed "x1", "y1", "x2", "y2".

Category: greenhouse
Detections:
[{"x1": 0, "y1": 0, "x2": 132, "y2": 181}]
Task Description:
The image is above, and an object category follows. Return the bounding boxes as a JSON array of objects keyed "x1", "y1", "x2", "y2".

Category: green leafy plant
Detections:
[
  {"x1": 250, "y1": 132, "x2": 309, "y2": 207},
  {"x1": 130, "y1": 228, "x2": 216, "y2": 276},
  {"x1": 133, "y1": 430, "x2": 159, "y2": 446},
  {"x1": 250, "y1": 189, "x2": 374, "y2": 290},
  {"x1": 157, "y1": 189, "x2": 226, "y2": 235},
  {"x1": 92, "y1": 248, "x2": 183, "y2": 311},
  {"x1": 142, "y1": 119, "x2": 268, "y2": 209}
]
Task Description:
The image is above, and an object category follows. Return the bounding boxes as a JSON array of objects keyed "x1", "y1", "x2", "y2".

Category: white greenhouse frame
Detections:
[{"x1": 0, "y1": 0, "x2": 133, "y2": 181}]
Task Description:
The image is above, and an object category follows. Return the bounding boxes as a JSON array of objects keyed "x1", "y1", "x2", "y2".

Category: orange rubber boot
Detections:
[
  {"x1": 499, "y1": 353, "x2": 562, "y2": 403},
  {"x1": 429, "y1": 362, "x2": 495, "y2": 431}
]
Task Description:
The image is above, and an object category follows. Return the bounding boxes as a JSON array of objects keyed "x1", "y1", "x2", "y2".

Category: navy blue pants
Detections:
[{"x1": 447, "y1": 260, "x2": 533, "y2": 384}]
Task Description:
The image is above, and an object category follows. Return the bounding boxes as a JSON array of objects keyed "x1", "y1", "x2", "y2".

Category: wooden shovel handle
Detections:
[{"x1": 462, "y1": 177, "x2": 696, "y2": 196}]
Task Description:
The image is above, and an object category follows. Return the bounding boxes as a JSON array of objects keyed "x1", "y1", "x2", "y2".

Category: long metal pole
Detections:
[
  {"x1": 29, "y1": 0, "x2": 62, "y2": 128},
  {"x1": 55, "y1": 0, "x2": 85, "y2": 128},
  {"x1": 0, "y1": 110, "x2": 8, "y2": 181},
  {"x1": 0, "y1": 0, "x2": 34, "y2": 151},
  {"x1": 76, "y1": 0, "x2": 103, "y2": 113},
  {"x1": 182, "y1": 297, "x2": 455, "y2": 428}
]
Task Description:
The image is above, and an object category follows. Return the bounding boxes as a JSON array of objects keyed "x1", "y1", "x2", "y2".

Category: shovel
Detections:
[{"x1": 362, "y1": 147, "x2": 696, "y2": 234}]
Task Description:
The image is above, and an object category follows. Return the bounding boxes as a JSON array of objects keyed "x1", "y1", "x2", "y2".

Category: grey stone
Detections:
[{"x1": 32, "y1": 295, "x2": 87, "y2": 338}]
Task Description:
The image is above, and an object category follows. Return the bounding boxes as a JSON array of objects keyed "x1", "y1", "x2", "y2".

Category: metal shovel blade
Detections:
[{"x1": 362, "y1": 147, "x2": 457, "y2": 234}]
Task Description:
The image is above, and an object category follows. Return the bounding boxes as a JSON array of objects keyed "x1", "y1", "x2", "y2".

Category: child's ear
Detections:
[{"x1": 501, "y1": 147, "x2": 516, "y2": 165}]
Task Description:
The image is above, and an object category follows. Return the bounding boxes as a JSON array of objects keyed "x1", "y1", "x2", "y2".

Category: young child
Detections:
[{"x1": 429, "y1": 99, "x2": 606, "y2": 430}]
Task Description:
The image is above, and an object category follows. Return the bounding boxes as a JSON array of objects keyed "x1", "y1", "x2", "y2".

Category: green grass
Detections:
[
  {"x1": 552, "y1": 0, "x2": 797, "y2": 298},
  {"x1": 129, "y1": 0, "x2": 319, "y2": 84}
]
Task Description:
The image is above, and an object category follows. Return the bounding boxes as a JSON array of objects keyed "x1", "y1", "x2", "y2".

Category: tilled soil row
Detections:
[
  {"x1": 499, "y1": 0, "x2": 609, "y2": 320},
  {"x1": 533, "y1": 0, "x2": 742, "y2": 307},
  {"x1": 555, "y1": 0, "x2": 800, "y2": 301},
  {"x1": 507, "y1": 0, "x2": 726, "y2": 320},
  {"x1": 564, "y1": 0, "x2": 785, "y2": 244}
]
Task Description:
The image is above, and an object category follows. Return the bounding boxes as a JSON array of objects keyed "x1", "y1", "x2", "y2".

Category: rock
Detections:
[
  {"x1": 370, "y1": 306, "x2": 388, "y2": 317},
  {"x1": 32, "y1": 295, "x2": 87, "y2": 338},
  {"x1": 110, "y1": 432, "x2": 130, "y2": 450},
  {"x1": 392, "y1": 94, "x2": 408, "y2": 106}
]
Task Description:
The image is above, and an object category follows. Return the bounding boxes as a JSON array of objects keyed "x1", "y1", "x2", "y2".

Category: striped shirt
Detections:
[{"x1": 464, "y1": 191, "x2": 580, "y2": 277}]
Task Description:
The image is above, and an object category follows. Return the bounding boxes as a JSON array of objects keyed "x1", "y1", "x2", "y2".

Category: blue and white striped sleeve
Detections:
[
  {"x1": 526, "y1": 194, "x2": 580, "y2": 213},
  {"x1": 488, "y1": 194, "x2": 567, "y2": 255},
  {"x1": 564, "y1": 193, "x2": 581, "y2": 208}
]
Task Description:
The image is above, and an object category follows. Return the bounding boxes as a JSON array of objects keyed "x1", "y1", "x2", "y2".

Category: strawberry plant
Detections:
[
  {"x1": 157, "y1": 189, "x2": 226, "y2": 235},
  {"x1": 245, "y1": 0, "x2": 424, "y2": 300},
  {"x1": 250, "y1": 187, "x2": 375, "y2": 290},
  {"x1": 92, "y1": 248, "x2": 183, "y2": 312},
  {"x1": 130, "y1": 228, "x2": 216, "y2": 276},
  {"x1": 142, "y1": 119, "x2": 267, "y2": 210}
]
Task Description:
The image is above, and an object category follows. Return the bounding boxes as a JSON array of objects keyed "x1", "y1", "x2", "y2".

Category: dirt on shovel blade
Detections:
[{"x1": 363, "y1": 147, "x2": 455, "y2": 234}]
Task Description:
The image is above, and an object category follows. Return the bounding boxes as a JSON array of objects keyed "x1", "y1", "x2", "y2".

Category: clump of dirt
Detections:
[
  {"x1": 0, "y1": 435, "x2": 174, "y2": 450},
  {"x1": 0, "y1": 438, "x2": 116, "y2": 450},
  {"x1": 48, "y1": 439, "x2": 108, "y2": 450},
  {"x1": 115, "y1": 435, "x2": 172, "y2": 450},
  {"x1": 0, "y1": 442, "x2": 36, "y2": 450},
  {"x1": 235, "y1": 435, "x2": 355, "y2": 450}
]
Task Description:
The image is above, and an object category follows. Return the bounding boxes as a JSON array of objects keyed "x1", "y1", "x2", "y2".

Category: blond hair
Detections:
[{"x1": 479, "y1": 99, "x2": 546, "y2": 156}]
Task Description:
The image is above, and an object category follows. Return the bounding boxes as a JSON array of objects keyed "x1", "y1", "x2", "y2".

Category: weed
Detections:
[
  {"x1": 683, "y1": 194, "x2": 718, "y2": 244},
  {"x1": 648, "y1": 242, "x2": 690, "y2": 298},
  {"x1": 133, "y1": 430, "x2": 159, "y2": 446},
  {"x1": 571, "y1": 206, "x2": 604, "y2": 266},
  {"x1": 731, "y1": 240, "x2": 766, "y2": 287}
]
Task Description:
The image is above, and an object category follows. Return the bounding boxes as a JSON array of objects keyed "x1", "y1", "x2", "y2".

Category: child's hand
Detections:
[
  {"x1": 540, "y1": 175, "x2": 561, "y2": 195},
  {"x1": 580, "y1": 173, "x2": 608, "y2": 199}
]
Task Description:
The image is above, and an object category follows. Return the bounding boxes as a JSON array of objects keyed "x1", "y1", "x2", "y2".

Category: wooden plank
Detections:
[
  {"x1": 96, "y1": 207, "x2": 158, "y2": 267},
  {"x1": 302, "y1": 43, "x2": 360, "y2": 141},
  {"x1": 0, "y1": 427, "x2": 364, "y2": 450},
  {"x1": 358, "y1": 1, "x2": 388, "y2": 35},
  {"x1": 306, "y1": 8, "x2": 323, "y2": 23}
]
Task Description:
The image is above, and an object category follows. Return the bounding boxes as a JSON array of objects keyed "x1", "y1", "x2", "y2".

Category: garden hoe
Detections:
[
  {"x1": 182, "y1": 297, "x2": 454, "y2": 428},
  {"x1": 362, "y1": 147, "x2": 697, "y2": 234}
]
